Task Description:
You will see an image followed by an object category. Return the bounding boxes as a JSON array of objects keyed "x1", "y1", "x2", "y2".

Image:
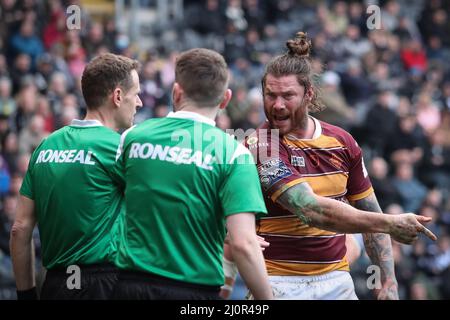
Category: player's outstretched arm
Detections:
[
  {"x1": 277, "y1": 182, "x2": 437, "y2": 244},
  {"x1": 10, "y1": 195, "x2": 37, "y2": 299},
  {"x1": 226, "y1": 213, "x2": 273, "y2": 300}
]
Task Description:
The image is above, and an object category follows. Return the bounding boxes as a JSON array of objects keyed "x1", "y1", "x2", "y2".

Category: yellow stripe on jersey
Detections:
[
  {"x1": 302, "y1": 173, "x2": 348, "y2": 198},
  {"x1": 346, "y1": 187, "x2": 374, "y2": 201},
  {"x1": 284, "y1": 134, "x2": 344, "y2": 149},
  {"x1": 270, "y1": 177, "x2": 306, "y2": 202},
  {"x1": 258, "y1": 216, "x2": 337, "y2": 236},
  {"x1": 266, "y1": 257, "x2": 350, "y2": 276}
]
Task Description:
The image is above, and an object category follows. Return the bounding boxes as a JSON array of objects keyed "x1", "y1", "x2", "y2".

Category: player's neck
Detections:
[
  {"x1": 84, "y1": 108, "x2": 116, "y2": 130},
  {"x1": 287, "y1": 116, "x2": 315, "y2": 140},
  {"x1": 175, "y1": 103, "x2": 218, "y2": 122}
]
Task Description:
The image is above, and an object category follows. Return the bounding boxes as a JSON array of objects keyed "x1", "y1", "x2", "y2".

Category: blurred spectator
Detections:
[
  {"x1": 0, "y1": 77, "x2": 16, "y2": 116},
  {"x1": 1, "y1": 132, "x2": 19, "y2": 174},
  {"x1": 0, "y1": 192, "x2": 17, "y2": 255},
  {"x1": 12, "y1": 83, "x2": 37, "y2": 132},
  {"x1": 0, "y1": 54, "x2": 9, "y2": 78},
  {"x1": 243, "y1": 0, "x2": 266, "y2": 32},
  {"x1": 386, "y1": 114, "x2": 425, "y2": 165},
  {"x1": 188, "y1": 0, "x2": 224, "y2": 36},
  {"x1": 409, "y1": 274, "x2": 440, "y2": 299},
  {"x1": 0, "y1": 155, "x2": 11, "y2": 196},
  {"x1": 82, "y1": 22, "x2": 107, "y2": 59},
  {"x1": 339, "y1": 58, "x2": 372, "y2": 107},
  {"x1": 10, "y1": 53, "x2": 32, "y2": 94},
  {"x1": 225, "y1": 0, "x2": 248, "y2": 32},
  {"x1": 381, "y1": 0, "x2": 401, "y2": 31},
  {"x1": 361, "y1": 90, "x2": 398, "y2": 157},
  {"x1": 415, "y1": 92, "x2": 441, "y2": 134},
  {"x1": 59, "y1": 105, "x2": 79, "y2": 128},
  {"x1": 392, "y1": 162, "x2": 428, "y2": 213},
  {"x1": 47, "y1": 71, "x2": 68, "y2": 117},
  {"x1": 327, "y1": 1, "x2": 348, "y2": 36},
  {"x1": 0, "y1": 0, "x2": 24, "y2": 43},
  {"x1": 429, "y1": 236, "x2": 450, "y2": 276},
  {"x1": 369, "y1": 62, "x2": 403, "y2": 93},
  {"x1": 339, "y1": 24, "x2": 372, "y2": 59},
  {"x1": 419, "y1": 129, "x2": 450, "y2": 190},
  {"x1": 35, "y1": 96, "x2": 55, "y2": 133},
  {"x1": 9, "y1": 19, "x2": 44, "y2": 69},
  {"x1": 393, "y1": 15, "x2": 417, "y2": 42},
  {"x1": 440, "y1": 81, "x2": 450, "y2": 111},
  {"x1": 42, "y1": 0, "x2": 66, "y2": 50},
  {"x1": 316, "y1": 71, "x2": 354, "y2": 130},
  {"x1": 18, "y1": 114, "x2": 48, "y2": 155},
  {"x1": 401, "y1": 39, "x2": 428, "y2": 74},
  {"x1": 368, "y1": 157, "x2": 401, "y2": 211}
]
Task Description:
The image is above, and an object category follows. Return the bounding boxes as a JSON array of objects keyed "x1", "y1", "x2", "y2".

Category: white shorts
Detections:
[{"x1": 248, "y1": 271, "x2": 358, "y2": 300}]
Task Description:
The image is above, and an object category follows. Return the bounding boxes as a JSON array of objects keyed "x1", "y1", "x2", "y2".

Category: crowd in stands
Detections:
[{"x1": 0, "y1": 0, "x2": 449, "y2": 299}]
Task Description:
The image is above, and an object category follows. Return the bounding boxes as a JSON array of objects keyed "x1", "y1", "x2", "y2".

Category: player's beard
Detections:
[{"x1": 266, "y1": 100, "x2": 309, "y2": 136}]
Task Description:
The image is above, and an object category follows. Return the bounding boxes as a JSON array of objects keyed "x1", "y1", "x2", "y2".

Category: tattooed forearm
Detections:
[
  {"x1": 277, "y1": 183, "x2": 391, "y2": 233},
  {"x1": 353, "y1": 193, "x2": 398, "y2": 298},
  {"x1": 278, "y1": 182, "x2": 316, "y2": 225}
]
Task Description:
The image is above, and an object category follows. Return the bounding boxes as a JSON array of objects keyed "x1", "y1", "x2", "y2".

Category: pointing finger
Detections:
[
  {"x1": 415, "y1": 215, "x2": 432, "y2": 223},
  {"x1": 419, "y1": 225, "x2": 437, "y2": 241}
]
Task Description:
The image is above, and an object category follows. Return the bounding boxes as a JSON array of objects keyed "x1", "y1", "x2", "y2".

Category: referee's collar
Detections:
[
  {"x1": 167, "y1": 111, "x2": 216, "y2": 127},
  {"x1": 70, "y1": 119, "x2": 104, "y2": 127}
]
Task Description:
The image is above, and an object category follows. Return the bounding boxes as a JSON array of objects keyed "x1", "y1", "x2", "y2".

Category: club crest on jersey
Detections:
[
  {"x1": 257, "y1": 158, "x2": 292, "y2": 190},
  {"x1": 330, "y1": 153, "x2": 343, "y2": 169},
  {"x1": 310, "y1": 154, "x2": 320, "y2": 167}
]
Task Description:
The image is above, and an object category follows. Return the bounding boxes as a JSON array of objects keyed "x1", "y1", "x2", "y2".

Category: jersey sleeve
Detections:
[
  {"x1": 20, "y1": 164, "x2": 34, "y2": 199},
  {"x1": 345, "y1": 139, "x2": 374, "y2": 201},
  {"x1": 19, "y1": 141, "x2": 44, "y2": 200},
  {"x1": 247, "y1": 129, "x2": 306, "y2": 203},
  {"x1": 219, "y1": 144, "x2": 267, "y2": 217}
]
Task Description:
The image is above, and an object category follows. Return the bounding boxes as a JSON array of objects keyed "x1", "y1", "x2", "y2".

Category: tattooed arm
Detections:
[
  {"x1": 351, "y1": 193, "x2": 398, "y2": 300},
  {"x1": 276, "y1": 182, "x2": 436, "y2": 242}
]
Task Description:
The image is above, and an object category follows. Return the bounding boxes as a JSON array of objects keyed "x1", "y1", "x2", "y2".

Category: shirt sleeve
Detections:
[
  {"x1": 345, "y1": 139, "x2": 374, "y2": 201},
  {"x1": 219, "y1": 144, "x2": 267, "y2": 217},
  {"x1": 247, "y1": 130, "x2": 306, "y2": 203},
  {"x1": 19, "y1": 146, "x2": 41, "y2": 200}
]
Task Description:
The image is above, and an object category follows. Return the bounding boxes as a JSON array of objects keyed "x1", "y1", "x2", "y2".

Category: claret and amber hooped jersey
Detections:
[
  {"x1": 20, "y1": 119, "x2": 124, "y2": 269},
  {"x1": 246, "y1": 117, "x2": 374, "y2": 276}
]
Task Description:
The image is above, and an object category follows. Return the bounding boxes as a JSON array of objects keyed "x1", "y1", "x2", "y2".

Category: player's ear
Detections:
[
  {"x1": 172, "y1": 82, "x2": 183, "y2": 107},
  {"x1": 113, "y1": 87, "x2": 122, "y2": 108},
  {"x1": 305, "y1": 86, "x2": 314, "y2": 101},
  {"x1": 219, "y1": 89, "x2": 232, "y2": 110}
]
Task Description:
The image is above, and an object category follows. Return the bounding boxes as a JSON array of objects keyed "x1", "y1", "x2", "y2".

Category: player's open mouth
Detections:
[
  {"x1": 273, "y1": 115, "x2": 289, "y2": 121},
  {"x1": 272, "y1": 114, "x2": 290, "y2": 125}
]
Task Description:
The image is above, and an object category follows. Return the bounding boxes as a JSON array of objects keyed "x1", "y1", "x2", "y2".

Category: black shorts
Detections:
[
  {"x1": 113, "y1": 270, "x2": 221, "y2": 300},
  {"x1": 40, "y1": 263, "x2": 119, "y2": 300}
]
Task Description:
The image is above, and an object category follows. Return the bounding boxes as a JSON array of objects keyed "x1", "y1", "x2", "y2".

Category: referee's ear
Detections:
[
  {"x1": 172, "y1": 82, "x2": 183, "y2": 107},
  {"x1": 219, "y1": 89, "x2": 232, "y2": 110},
  {"x1": 113, "y1": 87, "x2": 123, "y2": 108}
]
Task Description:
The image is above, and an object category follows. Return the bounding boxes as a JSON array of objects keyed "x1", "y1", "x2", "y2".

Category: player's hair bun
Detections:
[{"x1": 286, "y1": 32, "x2": 311, "y2": 58}]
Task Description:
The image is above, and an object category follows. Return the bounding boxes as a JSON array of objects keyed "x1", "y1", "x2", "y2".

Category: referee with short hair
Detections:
[
  {"x1": 112, "y1": 48, "x2": 273, "y2": 300},
  {"x1": 10, "y1": 53, "x2": 142, "y2": 300}
]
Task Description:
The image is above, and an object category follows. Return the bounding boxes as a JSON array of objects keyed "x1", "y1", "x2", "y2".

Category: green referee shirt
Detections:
[
  {"x1": 20, "y1": 119, "x2": 125, "y2": 269},
  {"x1": 113, "y1": 111, "x2": 267, "y2": 286}
]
